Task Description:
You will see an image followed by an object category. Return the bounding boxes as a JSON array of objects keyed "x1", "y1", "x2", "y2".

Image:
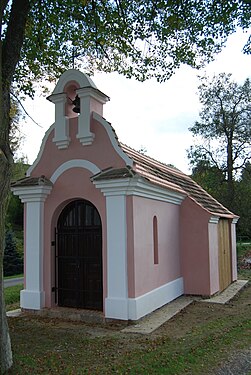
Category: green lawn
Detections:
[
  {"x1": 5, "y1": 243, "x2": 251, "y2": 374},
  {"x1": 4, "y1": 284, "x2": 23, "y2": 311},
  {"x1": 4, "y1": 273, "x2": 23, "y2": 280},
  {"x1": 7, "y1": 284, "x2": 251, "y2": 375}
]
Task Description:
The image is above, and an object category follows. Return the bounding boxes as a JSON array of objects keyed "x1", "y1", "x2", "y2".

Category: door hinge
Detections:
[{"x1": 51, "y1": 241, "x2": 55, "y2": 246}]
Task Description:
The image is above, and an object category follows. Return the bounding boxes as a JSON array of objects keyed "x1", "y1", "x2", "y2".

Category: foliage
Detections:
[
  {"x1": 3, "y1": 0, "x2": 251, "y2": 97},
  {"x1": 191, "y1": 161, "x2": 251, "y2": 239},
  {"x1": 3, "y1": 230, "x2": 23, "y2": 277},
  {"x1": 9, "y1": 99, "x2": 25, "y2": 157},
  {"x1": 191, "y1": 160, "x2": 227, "y2": 202},
  {"x1": 1, "y1": 0, "x2": 251, "y2": 372},
  {"x1": 234, "y1": 163, "x2": 251, "y2": 239},
  {"x1": 4, "y1": 284, "x2": 23, "y2": 311},
  {"x1": 188, "y1": 73, "x2": 251, "y2": 205}
]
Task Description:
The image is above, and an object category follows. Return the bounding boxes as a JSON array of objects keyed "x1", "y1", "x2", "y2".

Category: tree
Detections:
[
  {"x1": 191, "y1": 160, "x2": 228, "y2": 204},
  {"x1": 234, "y1": 162, "x2": 251, "y2": 240},
  {"x1": 1, "y1": 1, "x2": 251, "y2": 372},
  {"x1": 188, "y1": 73, "x2": 251, "y2": 207},
  {"x1": 3, "y1": 230, "x2": 23, "y2": 277}
]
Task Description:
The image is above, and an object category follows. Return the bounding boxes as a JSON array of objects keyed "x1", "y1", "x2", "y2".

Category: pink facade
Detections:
[{"x1": 12, "y1": 70, "x2": 238, "y2": 321}]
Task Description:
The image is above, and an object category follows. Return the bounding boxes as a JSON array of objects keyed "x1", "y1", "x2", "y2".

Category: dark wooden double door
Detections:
[{"x1": 56, "y1": 200, "x2": 102, "y2": 310}]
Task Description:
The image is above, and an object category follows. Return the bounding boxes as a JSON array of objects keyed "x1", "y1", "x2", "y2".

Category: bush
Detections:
[{"x1": 3, "y1": 230, "x2": 23, "y2": 277}]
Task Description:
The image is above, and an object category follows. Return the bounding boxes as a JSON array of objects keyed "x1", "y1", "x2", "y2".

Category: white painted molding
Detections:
[
  {"x1": 127, "y1": 278, "x2": 184, "y2": 320},
  {"x1": 105, "y1": 195, "x2": 128, "y2": 320},
  {"x1": 232, "y1": 218, "x2": 239, "y2": 224},
  {"x1": 209, "y1": 216, "x2": 220, "y2": 224},
  {"x1": 11, "y1": 185, "x2": 53, "y2": 203},
  {"x1": 52, "y1": 69, "x2": 97, "y2": 94},
  {"x1": 50, "y1": 159, "x2": 100, "y2": 183},
  {"x1": 93, "y1": 112, "x2": 133, "y2": 167},
  {"x1": 21, "y1": 199, "x2": 47, "y2": 310},
  {"x1": 47, "y1": 92, "x2": 70, "y2": 150},
  {"x1": 20, "y1": 290, "x2": 45, "y2": 310},
  {"x1": 26, "y1": 123, "x2": 55, "y2": 176},
  {"x1": 94, "y1": 176, "x2": 185, "y2": 205}
]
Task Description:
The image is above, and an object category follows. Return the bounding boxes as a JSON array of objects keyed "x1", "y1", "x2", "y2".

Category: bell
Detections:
[{"x1": 72, "y1": 95, "x2": 80, "y2": 113}]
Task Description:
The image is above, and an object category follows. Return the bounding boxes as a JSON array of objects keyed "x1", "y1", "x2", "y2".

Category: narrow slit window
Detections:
[{"x1": 153, "y1": 216, "x2": 159, "y2": 264}]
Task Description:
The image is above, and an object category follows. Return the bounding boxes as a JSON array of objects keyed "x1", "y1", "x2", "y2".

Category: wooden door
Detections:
[
  {"x1": 218, "y1": 219, "x2": 232, "y2": 291},
  {"x1": 56, "y1": 199, "x2": 103, "y2": 310}
]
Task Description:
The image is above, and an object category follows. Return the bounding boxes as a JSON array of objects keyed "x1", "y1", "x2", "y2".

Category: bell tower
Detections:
[{"x1": 47, "y1": 69, "x2": 109, "y2": 149}]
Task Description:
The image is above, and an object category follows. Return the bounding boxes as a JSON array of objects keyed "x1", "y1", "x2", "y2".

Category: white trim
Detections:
[
  {"x1": 51, "y1": 69, "x2": 97, "y2": 94},
  {"x1": 11, "y1": 186, "x2": 52, "y2": 310},
  {"x1": 105, "y1": 195, "x2": 128, "y2": 320},
  {"x1": 105, "y1": 298, "x2": 129, "y2": 320},
  {"x1": 94, "y1": 176, "x2": 185, "y2": 205},
  {"x1": 209, "y1": 216, "x2": 220, "y2": 224},
  {"x1": 50, "y1": 159, "x2": 100, "y2": 183},
  {"x1": 93, "y1": 112, "x2": 133, "y2": 167},
  {"x1": 232, "y1": 218, "x2": 239, "y2": 224},
  {"x1": 20, "y1": 290, "x2": 45, "y2": 310},
  {"x1": 11, "y1": 185, "x2": 53, "y2": 203},
  {"x1": 26, "y1": 124, "x2": 54, "y2": 176},
  {"x1": 128, "y1": 278, "x2": 184, "y2": 320}
]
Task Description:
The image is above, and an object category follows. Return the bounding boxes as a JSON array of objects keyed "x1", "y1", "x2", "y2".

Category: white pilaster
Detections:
[
  {"x1": 105, "y1": 195, "x2": 128, "y2": 320},
  {"x1": 11, "y1": 184, "x2": 52, "y2": 310},
  {"x1": 48, "y1": 92, "x2": 70, "y2": 149},
  {"x1": 76, "y1": 87, "x2": 108, "y2": 146}
]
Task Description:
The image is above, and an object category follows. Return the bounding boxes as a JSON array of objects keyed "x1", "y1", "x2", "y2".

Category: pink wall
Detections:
[
  {"x1": 180, "y1": 197, "x2": 212, "y2": 296},
  {"x1": 129, "y1": 196, "x2": 181, "y2": 298},
  {"x1": 31, "y1": 116, "x2": 126, "y2": 179},
  {"x1": 30, "y1": 116, "x2": 128, "y2": 308}
]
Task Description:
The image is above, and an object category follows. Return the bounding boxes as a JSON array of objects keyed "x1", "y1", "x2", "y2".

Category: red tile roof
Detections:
[{"x1": 120, "y1": 143, "x2": 236, "y2": 218}]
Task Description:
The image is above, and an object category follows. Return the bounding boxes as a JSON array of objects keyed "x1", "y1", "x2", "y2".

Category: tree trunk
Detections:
[
  {"x1": 226, "y1": 138, "x2": 234, "y2": 207},
  {"x1": 0, "y1": 153, "x2": 13, "y2": 374},
  {"x1": 0, "y1": 1, "x2": 31, "y2": 371}
]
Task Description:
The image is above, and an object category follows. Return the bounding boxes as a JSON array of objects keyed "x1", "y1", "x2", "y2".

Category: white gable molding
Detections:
[
  {"x1": 51, "y1": 159, "x2": 100, "y2": 184},
  {"x1": 52, "y1": 69, "x2": 97, "y2": 94},
  {"x1": 92, "y1": 112, "x2": 133, "y2": 167},
  {"x1": 26, "y1": 123, "x2": 55, "y2": 176},
  {"x1": 94, "y1": 175, "x2": 186, "y2": 205}
]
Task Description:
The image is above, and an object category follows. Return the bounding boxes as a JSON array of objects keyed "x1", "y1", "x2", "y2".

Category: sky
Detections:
[{"x1": 20, "y1": 28, "x2": 251, "y2": 174}]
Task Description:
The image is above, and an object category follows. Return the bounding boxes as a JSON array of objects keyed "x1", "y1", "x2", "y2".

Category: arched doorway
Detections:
[{"x1": 56, "y1": 199, "x2": 102, "y2": 310}]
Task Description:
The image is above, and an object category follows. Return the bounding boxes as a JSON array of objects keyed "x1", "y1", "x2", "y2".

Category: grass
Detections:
[
  {"x1": 7, "y1": 285, "x2": 251, "y2": 374},
  {"x1": 4, "y1": 284, "x2": 23, "y2": 311},
  {"x1": 237, "y1": 242, "x2": 251, "y2": 281},
  {"x1": 5, "y1": 244, "x2": 251, "y2": 374},
  {"x1": 4, "y1": 273, "x2": 23, "y2": 280}
]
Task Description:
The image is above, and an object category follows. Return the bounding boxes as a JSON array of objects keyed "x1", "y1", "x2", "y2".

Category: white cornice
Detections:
[
  {"x1": 209, "y1": 216, "x2": 220, "y2": 224},
  {"x1": 94, "y1": 176, "x2": 186, "y2": 205},
  {"x1": 11, "y1": 185, "x2": 53, "y2": 203},
  {"x1": 232, "y1": 218, "x2": 239, "y2": 224}
]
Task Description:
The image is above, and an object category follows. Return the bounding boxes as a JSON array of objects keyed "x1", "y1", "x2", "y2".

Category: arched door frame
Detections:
[{"x1": 55, "y1": 199, "x2": 103, "y2": 310}]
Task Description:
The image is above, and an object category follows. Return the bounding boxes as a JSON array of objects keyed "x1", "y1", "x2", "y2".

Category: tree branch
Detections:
[{"x1": 10, "y1": 91, "x2": 42, "y2": 128}]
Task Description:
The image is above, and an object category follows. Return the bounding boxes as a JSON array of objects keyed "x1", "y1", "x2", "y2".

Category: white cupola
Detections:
[{"x1": 47, "y1": 69, "x2": 109, "y2": 149}]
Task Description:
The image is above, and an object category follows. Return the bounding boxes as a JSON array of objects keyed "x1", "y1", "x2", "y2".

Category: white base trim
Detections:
[
  {"x1": 20, "y1": 290, "x2": 45, "y2": 310},
  {"x1": 105, "y1": 277, "x2": 183, "y2": 321},
  {"x1": 128, "y1": 277, "x2": 184, "y2": 320},
  {"x1": 105, "y1": 297, "x2": 129, "y2": 320}
]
